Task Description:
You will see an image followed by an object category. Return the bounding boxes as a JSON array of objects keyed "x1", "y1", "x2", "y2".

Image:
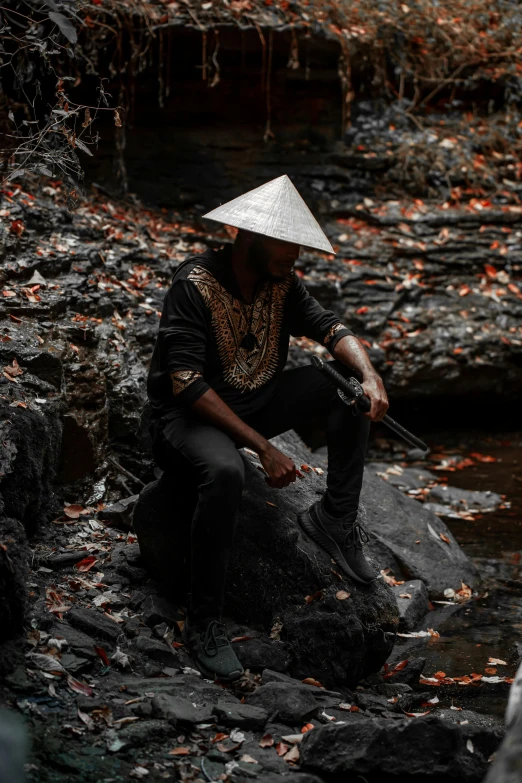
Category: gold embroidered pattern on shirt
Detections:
[
  {"x1": 187, "y1": 265, "x2": 293, "y2": 392},
  {"x1": 170, "y1": 369, "x2": 203, "y2": 396},
  {"x1": 323, "y1": 322, "x2": 346, "y2": 347}
]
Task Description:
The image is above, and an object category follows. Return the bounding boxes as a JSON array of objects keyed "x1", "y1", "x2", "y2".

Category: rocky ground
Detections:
[{"x1": 0, "y1": 177, "x2": 521, "y2": 781}]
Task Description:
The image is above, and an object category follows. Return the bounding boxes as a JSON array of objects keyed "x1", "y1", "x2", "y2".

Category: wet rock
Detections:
[
  {"x1": 246, "y1": 682, "x2": 319, "y2": 726},
  {"x1": 367, "y1": 463, "x2": 437, "y2": 491},
  {"x1": 233, "y1": 638, "x2": 291, "y2": 674},
  {"x1": 385, "y1": 656, "x2": 427, "y2": 686},
  {"x1": 373, "y1": 682, "x2": 413, "y2": 697},
  {"x1": 0, "y1": 516, "x2": 30, "y2": 644},
  {"x1": 391, "y1": 579, "x2": 430, "y2": 631},
  {"x1": 123, "y1": 674, "x2": 239, "y2": 704},
  {"x1": 427, "y1": 485, "x2": 502, "y2": 513},
  {"x1": 0, "y1": 405, "x2": 62, "y2": 534},
  {"x1": 212, "y1": 702, "x2": 268, "y2": 730},
  {"x1": 100, "y1": 496, "x2": 139, "y2": 532},
  {"x1": 354, "y1": 691, "x2": 390, "y2": 714},
  {"x1": 141, "y1": 594, "x2": 180, "y2": 628},
  {"x1": 237, "y1": 741, "x2": 289, "y2": 775},
  {"x1": 301, "y1": 715, "x2": 503, "y2": 782},
  {"x1": 49, "y1": 622, "x2": 102, "y2": 659},
  {"x1": 362, "y1": 469, "x2": 480, "y2": 598},
  {"x1": 256, "y1": 776, "x2": 323, "y2": 783},
  {"x1": 261, "y1": 669, "x2": 344, "y2": 709},
  {"x1": 135, "y1": 431, "x2": 398, "y2": 688},
  {"x1": 112, "y1": 719, "x2": 173, "y2": 750},
  {"x1": 45, "y1": 551, "x2": 91, "y2": 570},
  {"x1": 151, "y1": 693, "x2": 213, "y2": 725},
  {"x1": 67, "y1": 608, "x2": 122, "y2": 643},
  {"x1": 133, "y1": 636, "x2": 180, "y2": 667}
]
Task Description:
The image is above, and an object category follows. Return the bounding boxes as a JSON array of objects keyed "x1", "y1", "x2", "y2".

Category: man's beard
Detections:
[{"x1": 246, "y1": 238, "x2": 285, "y2": 281}]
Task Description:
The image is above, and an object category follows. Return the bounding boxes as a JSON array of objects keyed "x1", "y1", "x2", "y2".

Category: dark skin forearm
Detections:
[
  {"x1": 188, "y1": 387, "x2": 297, "y2": 489},
  {"x1": 331, "y1": 334, "x2": 389, "y2": 422},
  {"x1": 173, "y1": 334, "x2": 387, "y2": 489}
]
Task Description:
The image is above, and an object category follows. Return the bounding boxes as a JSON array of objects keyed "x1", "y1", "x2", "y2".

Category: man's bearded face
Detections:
[{"x1": 246, "y1": 234, "x2": 300, "y2": 281}]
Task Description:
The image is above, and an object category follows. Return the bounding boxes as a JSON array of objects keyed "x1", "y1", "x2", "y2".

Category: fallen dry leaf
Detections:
[
  {"x1": 439, "y1": 533, "x2": 451, "y2": 545},
  {"x1": 283, "y1": 745, "x2": 300, "y2": 763},
  {"x1": 276, "y1": 742, "x2": 289, "y2": 757},
  {"x1": 302, "y1": 677, "x2": 323, "y2": 688},
  {"x1": 3, "y1": 358, "x2": 23, "y2": 377},
  {"x1": 259, "y1": 733, "x2": 274, "y2": 748},
  {"x1": 168, "y1": 747, "x2": 191, "y2": 756},
  {"x1": 67, "y1": 674, "x2": 93, "y2": 697},
  {"x1": 335, "y1": 590, "x2": 351, "y2": 600},
  {"x1": 64, "y1": 504, "x2": 88, "y2": 519},
  {"x1": 75, "y1": 556, "x2": 98, "y2": 573}
]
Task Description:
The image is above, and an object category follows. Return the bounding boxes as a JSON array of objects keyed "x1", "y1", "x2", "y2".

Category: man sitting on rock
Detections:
[{"x1": 146, "y1": 175, "x2": 389, "y2": 682}]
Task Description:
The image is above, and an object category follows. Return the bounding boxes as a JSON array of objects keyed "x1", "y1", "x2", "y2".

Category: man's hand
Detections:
[
  {"x1": 259, "y1": 443, "x2": 297, "y2": 489},
  {"x1": 361, "y1": 373, "x2": 389, "y2": 422}
]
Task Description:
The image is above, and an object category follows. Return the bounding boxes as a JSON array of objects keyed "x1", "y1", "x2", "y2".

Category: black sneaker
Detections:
[
  {"x1": 182, "y1": 618, "x2": 244, "y2": 683},
  {"x1": 298, "y1": 501, "x2": 377, "y2": 585}
]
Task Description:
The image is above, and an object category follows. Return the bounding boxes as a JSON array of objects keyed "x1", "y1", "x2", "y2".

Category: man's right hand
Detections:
[{"x1": 259, "y1": 443, "x2": 297, "y2": 489}]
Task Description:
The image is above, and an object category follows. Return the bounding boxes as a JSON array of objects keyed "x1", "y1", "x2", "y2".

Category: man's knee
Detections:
[{"x1": 205, "y1": 455, "x2": 245, "y2": 493}]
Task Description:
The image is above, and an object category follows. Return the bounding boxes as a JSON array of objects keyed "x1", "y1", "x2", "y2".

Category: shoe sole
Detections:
[
  {"x1": 181, "y1": 626, "x2": 244, "y2": 684},
  {"x1": 297, "y1": 509, "x2": 375, "y2": 586}
]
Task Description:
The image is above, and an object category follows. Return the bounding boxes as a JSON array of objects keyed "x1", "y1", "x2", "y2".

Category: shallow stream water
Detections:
[{"x1": 380, "y1": 430, "x2": 522, "y2": 720}]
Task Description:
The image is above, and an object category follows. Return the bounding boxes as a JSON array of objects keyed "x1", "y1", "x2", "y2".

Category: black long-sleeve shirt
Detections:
[{"x1": 147, "y1": 245, "x2": 353, "y2": 419}]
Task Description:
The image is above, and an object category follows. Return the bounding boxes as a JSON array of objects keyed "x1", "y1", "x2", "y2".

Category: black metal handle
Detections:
[{"x1": 310, "y1": 356, "x2": 428, "y2": 453}]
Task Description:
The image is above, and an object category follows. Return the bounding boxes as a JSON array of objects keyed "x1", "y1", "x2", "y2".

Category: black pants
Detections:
[{"x1": 149, "y1": 362, "x2": 370, "y2": 621}]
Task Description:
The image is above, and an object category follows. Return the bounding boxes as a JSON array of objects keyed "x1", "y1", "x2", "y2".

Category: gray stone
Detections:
[
  {"x1": 385, "y1": 656, "x2": 427, "y2": 686},
  {"x1": 391, "y1": 579, "x2": 430, "y2": 631},
  {"x1": 212, "y1": 701, "x2": 268, "y2": 730},
  {"x1": 115, "y1": 719, "x2": 173, "y2": 750},
  {"x1": 362, "y1": 468, "x2": 480, "y2": 599},
  {"x1": 100, "y1": 496, "x2": 139, "y2": 532},
  {"x1": 261, "y1": 669, "x2": 343, "y2": 709},
  {"x1": 373, "y1": 682, "x2": 413, "y2": 697},
  {"x1": 355, "y1": 691, "x2": 390, "y2": 713},
  {"x1": 151, "y1": 693, "x2": 213, "y2": 725},
  {"x1": 45, "y1": 551, "x2": 91, "y2": 570},
  {"x1": 301, "y1": 715, "x2": 503, "y2": 781},
  {"x1": 247, "y1": 682, "x2": 318, "y2": 726},
  {"x1": 233, "y1": 637, "x2": 291, "y2": 674},
  {"x1": 50, "y1": 622, "x2": 99, "y2": 659},
  {"x1": 67, "y1": 608, "x2": 121, "y2": 643},
  {"x1": 428, "y1": 484, "x2": 502, "y2": 513},
  {"x1": 123, "y1": 675, "x2": 239, "y2": 705},
  {"x1": 133, "y1": 636, "x2": 180, "y2": 667},
  {"x1": 141, "y1": 594, "x2": 179, "y2": 627},
  {"x1": 256, "y1": 776, "x2": 323, "y2": 783},
  {"x1": 134, "y1": 431, "x2": 398, "y2": 689}
]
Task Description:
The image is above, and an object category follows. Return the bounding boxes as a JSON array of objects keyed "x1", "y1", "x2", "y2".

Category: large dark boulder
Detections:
[
  {"x1": 0, "y1": 516, "x2": 30, "y2": 644},
  {"x1": 300, "y1": 714, "x2": 503, "y2": 782},
  {"x1": 134, "y1": 431, "x2": 399, "y2": 688},
  {"x1": 0, "y1": 404, "x2": 62, "y2": 534},
  {"x1": 363, "y1": 465, "x2": 480, "y2": 599}
]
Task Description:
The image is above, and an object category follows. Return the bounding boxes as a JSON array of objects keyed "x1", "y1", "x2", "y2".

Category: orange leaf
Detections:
[
  {"x1": 383, "y1": 659, "x2": 409, "y2": 679},
  {"x1": 259, "y1": 734, "x2": 274, "y2": 748},
  {"x1": 64, "y1": 504, "x2": 87, "y2": 519},
  {"x1": 276, "y1": 742, "x2": 289, "y2": 757},
  {"x1": 439, "y1": 533, "x2": 451, "y2": 545},
  {"x1": 302, "y1": 677, "x2": 323, "y2": 687},
  {"x1": 75, "y1": 556, "x2": 98, "y2": 573},
  {"x1": 168, "y1": 747, "x2": 191, "y2": 756}
]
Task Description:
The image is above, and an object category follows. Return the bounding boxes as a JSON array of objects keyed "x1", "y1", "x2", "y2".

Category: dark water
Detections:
[{"x1": 376, "y1": 430, "x2": 522, "y2": 719}]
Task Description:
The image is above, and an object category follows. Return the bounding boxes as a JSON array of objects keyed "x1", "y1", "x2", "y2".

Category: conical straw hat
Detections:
[{"x1": 202, "y1": 174, "x2": 335, "y2": 254}]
